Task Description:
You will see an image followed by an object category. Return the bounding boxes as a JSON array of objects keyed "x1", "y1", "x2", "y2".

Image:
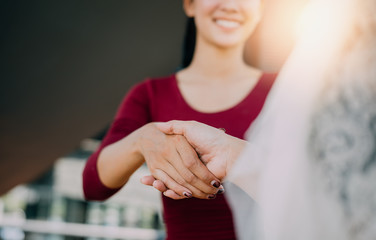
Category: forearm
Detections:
[{"x1": 97, "y1": 125, "x2": 146, "y2": 189}]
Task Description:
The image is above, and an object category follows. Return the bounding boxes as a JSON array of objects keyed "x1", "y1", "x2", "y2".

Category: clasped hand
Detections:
[{"x1": 140, "y1": 121, "x2": 246, "y2": 200}]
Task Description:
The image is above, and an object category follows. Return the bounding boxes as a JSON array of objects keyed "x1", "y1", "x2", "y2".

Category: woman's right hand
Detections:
[
  {"x1": 155, "y1": 121, "x2": 248, "y2": 179},
  {"x1": 139, "y1": 121, "x2": 248, "y2": 200},
  {"x1": 137, "y1": 123, "x2": 221, "y2": 200}
]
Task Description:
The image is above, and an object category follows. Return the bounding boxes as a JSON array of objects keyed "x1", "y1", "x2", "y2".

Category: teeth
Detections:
[{"x1": 216, "y1": 19, "x2": 240, "y2": 28}]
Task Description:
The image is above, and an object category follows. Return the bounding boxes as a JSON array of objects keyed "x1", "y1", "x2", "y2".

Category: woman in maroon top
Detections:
[{"x1": 83, "y1": 0, "x2": 275, "y2": 239}]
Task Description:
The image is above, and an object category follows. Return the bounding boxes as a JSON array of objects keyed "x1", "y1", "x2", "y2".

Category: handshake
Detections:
[{"x1": 139, "y1": 120, "x2": 247, "y2": 200}]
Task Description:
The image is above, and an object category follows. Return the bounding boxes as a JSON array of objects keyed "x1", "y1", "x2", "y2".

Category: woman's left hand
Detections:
[{"x1": 140, "y1": 175, "x2": 224, "y2": 199}]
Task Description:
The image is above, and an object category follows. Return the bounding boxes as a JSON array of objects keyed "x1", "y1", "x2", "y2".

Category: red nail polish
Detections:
[
  {"x1": 208, "y1": 194, "x2": 216, "y2": 199},
  {"x1": 183, "y1": 192, "x2": 192, "y2": 198},
  {"x1": 217, "y1": 188, "x2": 225, "y2": 194},
  {"x1": 211, "y1": 180, "x2": 220, "y2": 188},
  {"x1": 218, "y1": 128, "x2": 226, "y2": 132}
]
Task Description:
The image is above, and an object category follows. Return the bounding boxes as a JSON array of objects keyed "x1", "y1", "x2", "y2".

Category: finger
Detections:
[
  {"x1": 217, "y1": 185, "x2": 225, "y2": 194},
  {"x1": 142, "y1": 175, "x2": 186, "y2": 199},
  {"x1": 152, "y1": 179, "x2": 168, "y2": 192},
  {"x1": 140, "y1": 175, "x2": 155, "y2": 186},
  {"x1": 161, "y1": 136, "x2": 218, "y2": 195},
  {"x1": 147, "y1": 154, "x2": 194, "y2": 196},
  {"x1": 163, "y1": 190, "x2": 185, "y2": 200},
  {"x1": 175, "y1": 136, "x2": 221, "y2": 193},
  {"x1": 152, "y1": 169, "x2": 193, "y2": 198},
  {"x1": 154, "y1": 167, "x2": 217, "y2": 200},
  {"x1": 148, "y1": 155, "x2": 211, "y2": 199}
]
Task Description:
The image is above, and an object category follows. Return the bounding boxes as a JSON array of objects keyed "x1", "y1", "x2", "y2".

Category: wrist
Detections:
[
  {"x1": 97, "y1": 126, "x2": 148, "y2": 188},
  {"x1": 132, "y1": 123, "x2": 151, "y2": 158},
  {"x1": 133, "y1": 122, "x2": 159, "y2": 158}
]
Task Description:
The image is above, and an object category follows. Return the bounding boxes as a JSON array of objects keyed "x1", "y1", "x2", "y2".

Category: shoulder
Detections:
[
  {"x1": 125, "y1": 74, "x2": 174, "y2": 96},
  {"x1": 140, "y1": 74, "x2": 177, "y2": 98},
  {"x1": 146, "y1": 74, "x2": 176, "y2": 90},
  {"x1": 257, "y1": 72, "x2": 278, "y2": 91},
  {"x1": 262, "y1": 72, "x2": 278, "y2": 84},
  {"x1": 120, "y1": 74, "x2": 177, "y2": 109}
]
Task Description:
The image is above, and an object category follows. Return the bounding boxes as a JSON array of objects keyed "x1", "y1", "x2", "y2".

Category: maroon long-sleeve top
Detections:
[{"x1": 83, "y1": 73, "x2": 276, "y2": 239}]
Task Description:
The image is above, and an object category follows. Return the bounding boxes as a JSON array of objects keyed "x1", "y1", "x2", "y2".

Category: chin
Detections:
[
  {"x1": 213, "y1": 38, "x2": 246, "y2": 49},
  {"x1": 211, "y1": 31, "x2": 249, "y2": 49}
]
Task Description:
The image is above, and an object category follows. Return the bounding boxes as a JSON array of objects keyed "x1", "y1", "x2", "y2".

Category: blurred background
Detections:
[{"x1": 0, "y1": 0, "x2": 307, "y2": 239}]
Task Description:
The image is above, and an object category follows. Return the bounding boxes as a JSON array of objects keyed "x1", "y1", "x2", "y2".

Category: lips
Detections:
[{"x1": 215, "y1": 19, "x2": 241, "y2": 29}]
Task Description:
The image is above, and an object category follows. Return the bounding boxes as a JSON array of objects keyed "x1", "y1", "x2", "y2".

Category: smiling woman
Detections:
[{"x1": 82, "y1": 0, "x2": 277, "y2": 239}]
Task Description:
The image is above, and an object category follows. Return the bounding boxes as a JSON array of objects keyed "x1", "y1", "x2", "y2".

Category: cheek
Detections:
[
  {"x1": 244, "y1": 0, "x2": 261, "y2": 7},
  {"x1": 199, "y1": 0, "x2": 219, "y2": 8},
  {"x1": 242, "y1": 3, "x2": 261, "y2": 26},
  {"x1": 195, "y1": 0, "x2": 218, "y2": 16},
  {"x1": 242, "y1": 0, "x2": 261, "y2": 15},
  {"x1": 193, "y1": 1, "x2": 217, "y2": 31}
]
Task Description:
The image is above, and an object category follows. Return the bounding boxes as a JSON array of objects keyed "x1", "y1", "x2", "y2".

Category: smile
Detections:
[{"x1": 215, "y1": 19, "x2": 241, "y2": 29}]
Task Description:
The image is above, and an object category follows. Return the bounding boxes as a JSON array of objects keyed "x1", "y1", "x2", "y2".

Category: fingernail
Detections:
[
  {"x1": 208, "y1": 194, "x2": 216, "y2": 199},
  {"x1": 211, "y1": 180, "x2": 220, "y2": 188},
  {"x1": 217, "y1": 188, "x2": 225, "y2": 194},
  {"x1": 183, "y1": 192, "x2": 192, "y2": 198},
  {"x1": 218, "y1": 128, "x2": 226, "y2": 133}
]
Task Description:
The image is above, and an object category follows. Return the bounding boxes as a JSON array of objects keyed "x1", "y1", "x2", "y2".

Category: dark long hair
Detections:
[{"x1": 181, "y1": 17, "x2": 196, "y2": 68}]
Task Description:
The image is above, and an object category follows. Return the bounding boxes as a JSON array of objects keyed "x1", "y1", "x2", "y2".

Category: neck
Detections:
[{"x1": 187, "y1": 38, "x2": 251, "y2": 81}]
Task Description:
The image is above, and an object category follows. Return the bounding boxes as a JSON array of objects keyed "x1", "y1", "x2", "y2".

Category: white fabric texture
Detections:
[{"x1": 226, "y1": 0, "x2": 376, "y2": 239}]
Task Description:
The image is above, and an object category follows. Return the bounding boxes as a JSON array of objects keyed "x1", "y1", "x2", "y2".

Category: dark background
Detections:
[{"x1": 0, "y1": 1, "x2": 186, "y2": 194}]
